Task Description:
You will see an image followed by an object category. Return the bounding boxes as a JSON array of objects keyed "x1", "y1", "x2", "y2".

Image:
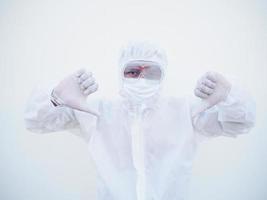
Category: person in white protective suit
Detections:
[{"x1": 24, "y1": 41, "x2": 256, "y2": 200}]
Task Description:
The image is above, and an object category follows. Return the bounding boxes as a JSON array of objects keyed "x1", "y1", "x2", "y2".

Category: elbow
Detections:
[
  {"x1": 221, "y1": 120, "x2": 255, "y2": 137},
  {"x1": 24, "y1": 119, "x2": 48, "y2": 134},
  {"x1": 24, "y1": 110, "x2": 42, "y2": 133},
  {"x1": 24, "y1": 111, "x2": 54, "y2": 134},
  {"x1": 219, "y1": 104, "x2": 256, "y2": 137}
]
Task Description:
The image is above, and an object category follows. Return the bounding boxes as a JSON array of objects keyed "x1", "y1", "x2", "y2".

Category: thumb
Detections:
[{"x1": 67, "y1": 101, "x2": 100, "y2": 117}]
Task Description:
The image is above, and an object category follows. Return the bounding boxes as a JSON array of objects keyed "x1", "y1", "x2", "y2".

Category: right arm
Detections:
[{"x1": 24, "y1": 69, "x2": 99, "y2": 134}]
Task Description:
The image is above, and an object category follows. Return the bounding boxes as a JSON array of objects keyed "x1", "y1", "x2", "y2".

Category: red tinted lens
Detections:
[{"x1": 124, "y1": 61, "x2": 162, "y2": 80}]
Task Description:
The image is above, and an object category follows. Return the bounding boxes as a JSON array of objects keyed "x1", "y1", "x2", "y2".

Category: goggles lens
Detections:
[{"x1": 124, "y1": 61, "x2": 162, "y2": 80}]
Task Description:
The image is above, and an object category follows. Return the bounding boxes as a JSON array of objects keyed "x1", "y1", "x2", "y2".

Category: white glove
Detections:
[
  {"x1": 192, "y1": 71, "x2": 232, "y2": 117},
  {"x1": 51, "y1": 69, "x2": 99, "y2": 116}
]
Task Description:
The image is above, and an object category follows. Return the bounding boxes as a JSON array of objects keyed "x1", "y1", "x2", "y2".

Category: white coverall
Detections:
[{"x1": 24, "y1": 42, "x2": 256, "y2": 200}]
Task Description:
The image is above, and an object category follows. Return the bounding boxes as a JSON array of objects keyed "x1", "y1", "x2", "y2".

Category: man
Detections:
[{"x1": 24, "y1": 41, "x2": 256, "y2": 200}]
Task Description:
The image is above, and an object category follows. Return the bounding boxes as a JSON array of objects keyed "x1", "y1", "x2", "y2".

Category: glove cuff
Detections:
[{"x1": 50, "y1": 89, "x2": 65, "y2": 106}]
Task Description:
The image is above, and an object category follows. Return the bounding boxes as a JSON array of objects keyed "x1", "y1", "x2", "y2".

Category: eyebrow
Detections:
[{"x1": 124, "y1": 68, "x2": 140, "y2": 72}]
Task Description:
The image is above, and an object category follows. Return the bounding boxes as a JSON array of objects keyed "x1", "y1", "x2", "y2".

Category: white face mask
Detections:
[{"x1": 120, "y1": 78, "x2": 161, "y2": 104}]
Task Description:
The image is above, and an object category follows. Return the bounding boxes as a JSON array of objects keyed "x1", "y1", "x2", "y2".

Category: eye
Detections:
[{"x1": 124, "y1": 70, "x2": 140, "y2": 77}]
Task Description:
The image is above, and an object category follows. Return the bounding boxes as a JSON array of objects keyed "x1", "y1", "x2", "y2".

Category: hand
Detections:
[
  {"x1": 52, "y1": 69, "x2": 99, "y2": 116},
  {"x1": 194, "y1": 71, "x2": 231, "y2": 111}
]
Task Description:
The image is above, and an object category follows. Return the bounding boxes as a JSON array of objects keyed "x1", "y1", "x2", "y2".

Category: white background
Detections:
[{"x1": 0, "y1": 0, "x2": 266, "y2": 199}]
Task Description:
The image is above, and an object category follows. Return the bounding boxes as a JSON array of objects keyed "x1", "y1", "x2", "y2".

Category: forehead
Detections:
[{"x1": 125, "y1": 60, "x2": 161, "y2": 69}]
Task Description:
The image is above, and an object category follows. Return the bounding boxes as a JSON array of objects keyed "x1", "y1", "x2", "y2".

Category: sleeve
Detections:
[
  {"x1": 24, "y1": 83, "x2": 79, "y2": 134},
  {"x1": 191, "y1": 84, "x2": 256, "y2": 138}
]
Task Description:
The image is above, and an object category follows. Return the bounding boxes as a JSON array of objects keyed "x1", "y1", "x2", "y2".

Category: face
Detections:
[{"x1": 123, "y1": 61, "x2": 162, "y2": 80}]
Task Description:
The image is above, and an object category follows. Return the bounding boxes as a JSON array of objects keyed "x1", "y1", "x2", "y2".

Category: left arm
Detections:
[{"x1": 191, "y1": 72, "x2": 256, "y2": 138}]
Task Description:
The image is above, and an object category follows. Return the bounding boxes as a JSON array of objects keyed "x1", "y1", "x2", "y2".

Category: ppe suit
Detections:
[{"x1": 24, "y1": 41, "x2": 256, "y2": 200}]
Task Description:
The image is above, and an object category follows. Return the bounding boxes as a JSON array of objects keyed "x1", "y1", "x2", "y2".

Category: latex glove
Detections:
[
  {"x1": 192, "y1": 71, "x2": 231, "y2": 117},
  {"x1": 51, "y1": 69, "x2": 99, "y2": 116}
]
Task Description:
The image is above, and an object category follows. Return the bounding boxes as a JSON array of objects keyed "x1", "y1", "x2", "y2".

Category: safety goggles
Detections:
[{"x1": 123, "y1": 61, "x2": 162, "y2": 80}]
